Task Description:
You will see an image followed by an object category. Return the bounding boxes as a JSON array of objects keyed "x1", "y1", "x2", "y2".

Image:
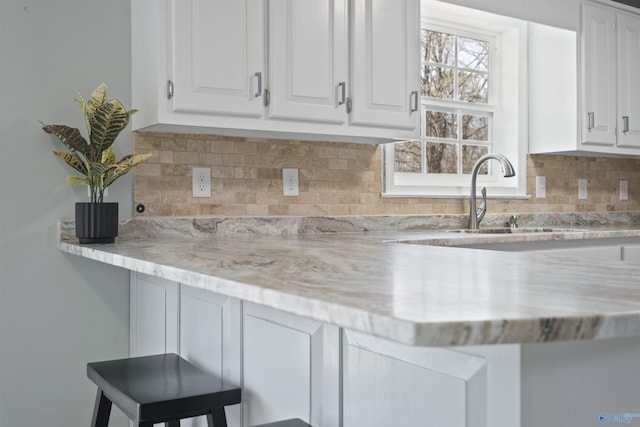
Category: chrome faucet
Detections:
[{"x1": 468, "y1": 154, "x2": 516, "y2": 229}]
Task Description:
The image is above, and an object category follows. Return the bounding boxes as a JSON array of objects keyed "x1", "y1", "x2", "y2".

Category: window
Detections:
[{"x1": 384, "y1": 1, "x2": 528, "y2": 198}]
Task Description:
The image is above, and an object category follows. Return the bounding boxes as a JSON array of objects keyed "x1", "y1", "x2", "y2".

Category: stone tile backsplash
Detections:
[{"x1": 134, "y1": 132, "x2": 640, "y2": 217}]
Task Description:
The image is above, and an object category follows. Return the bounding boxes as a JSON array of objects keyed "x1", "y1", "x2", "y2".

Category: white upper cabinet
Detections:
[
  {"x1": 131, "y1": 0, "x2": 420, "y2": 143},
  {"x1": 172, "y1": 0, "x2": 265, "y2": 118},
  {"x1": 616, "y1": 11, "x2": 640, "y2": 149},
  {"x1": 268, "y1": 0, "x2": 349, "y2": 124},
  {"x1": 529, "y1": 1, "x2": 640, "y2": 156},
  {"x1": 350, "y1": 0, "x2": 420, "y2": 130},
  {"x1": 580, "y1": 3, "x2": 616, "y2": 147}
]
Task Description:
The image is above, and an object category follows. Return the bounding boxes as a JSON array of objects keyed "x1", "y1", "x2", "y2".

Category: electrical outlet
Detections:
[
  {"x1": 578, "y1": 179, "x2": 587, "y2": 200},
  {"x1": 621, "y1": 180, "x2": 629, "y2": 201},
  {"x1": 282, "y1": 168, "x2": 299, "y2": 196},
  {"x1": 535, "y1": 176, "x2": 546, "y2": 199},
  {"x1": 192, "y1": 167, "x2": 211, "y2": 198}
]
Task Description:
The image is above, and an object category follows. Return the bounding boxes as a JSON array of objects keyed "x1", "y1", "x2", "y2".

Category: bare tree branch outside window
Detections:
[{"x1": 395, "y1": 28, "x2": 493, "y2": 176}]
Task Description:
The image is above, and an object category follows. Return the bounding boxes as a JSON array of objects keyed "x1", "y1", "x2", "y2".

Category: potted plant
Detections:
[{"x1": 42, "y1": 83, "x2": 151, "y2": 244}]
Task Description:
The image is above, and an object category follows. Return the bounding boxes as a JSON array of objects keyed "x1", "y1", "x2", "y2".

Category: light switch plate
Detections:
[
  {"x1": 620, "y1": 180, "x2": 629, "y2": 200},
  {"x1": 578, "y1": 179, "x2": 587, "y2": 200},
  {"x1": 535, "y1": 176, "x2": 546, "y2": 198}
]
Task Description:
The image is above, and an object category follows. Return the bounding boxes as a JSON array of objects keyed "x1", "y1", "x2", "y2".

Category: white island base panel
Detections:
[{"x1": 132, "y1": 273, "x2": 640, "y2": 427}]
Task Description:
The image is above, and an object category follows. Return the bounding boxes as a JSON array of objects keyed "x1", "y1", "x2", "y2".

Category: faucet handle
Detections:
[{"x1": 476, "y1": 187, "x2": 487, "y2": 224}]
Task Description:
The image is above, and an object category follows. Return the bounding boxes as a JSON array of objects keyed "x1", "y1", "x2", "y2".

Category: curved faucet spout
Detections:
[{"x1": 468, "y1": 154, "x2": 516, "y2": 230}]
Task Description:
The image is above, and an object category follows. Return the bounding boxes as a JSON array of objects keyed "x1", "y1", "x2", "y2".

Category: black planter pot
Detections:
[{"x1": 75, "y1": 202, "x2": 119, "y2": 244}]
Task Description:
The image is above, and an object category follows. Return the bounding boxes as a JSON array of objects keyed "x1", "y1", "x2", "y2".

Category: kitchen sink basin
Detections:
[{"x1": 447, "y1": 228, "x2": 588, "y2": 234}]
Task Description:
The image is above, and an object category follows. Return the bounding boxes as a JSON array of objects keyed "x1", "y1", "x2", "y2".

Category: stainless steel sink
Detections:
[{"x1": 446, "y1": 228, "x2": 588, "y2": 234}]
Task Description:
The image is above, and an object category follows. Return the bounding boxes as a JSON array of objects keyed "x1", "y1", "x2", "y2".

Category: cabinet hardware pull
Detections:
[
  {"x1": 166, "y1": 80, "x2": 174, "y2": 100},
  {"x1": 587, "y1": 112, "x2": 595, "y2": 131},
  {"x1": 338, "y1": 82, "x2": 346, "y2": 106},
  {"x1": 410, "y1": 90, "x2": 419, "y2": 113},
  {"x1": 623, "y1": 116, "x2": 630, "y2": 134},
  {"x1": 254, "y1": 72, "x2": 263, "y2": 98},
  {"x1": 263, "y1": 88, "x2": 270, "y2": 107}
]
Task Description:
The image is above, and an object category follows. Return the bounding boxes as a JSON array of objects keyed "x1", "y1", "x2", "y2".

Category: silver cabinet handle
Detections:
[
  {"x1": 338, "y1": 82, "x2": 346, "y2": 106},
  {"x1": 254, "y1": 72, "x2": 263, "y2": 98},
  {"x1": 623, "y1": 116, "x2": 630, "y2": 134},
  {"x1": 587, "y1": 112, "x2": 595, "y2": 131},
  {"x1": 166, "y1": 80, "x2": 174, "y2": 100},
  {"x1": 410, "y1": 90, "x2": 419, "y2": 113}
]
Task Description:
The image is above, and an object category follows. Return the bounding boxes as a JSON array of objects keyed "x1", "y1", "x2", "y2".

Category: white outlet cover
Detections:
[
  {"x1": 283, "y1": 168, "x2": 299, "y2": 197},
  {"x1": 192, "y1": 167, "x2": 211, "y2": 198}
]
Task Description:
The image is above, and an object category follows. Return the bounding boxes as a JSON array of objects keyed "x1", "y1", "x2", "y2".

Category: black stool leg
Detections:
[
  {"x1": 165, "y1": 421, "x2": 180, "y2": 427},
  {"x1": 91, "y1": 389, "x2": 112, "y2": 427},
  {"x1": 207, "y1": 408, "x2": 228, "y2": 427}
]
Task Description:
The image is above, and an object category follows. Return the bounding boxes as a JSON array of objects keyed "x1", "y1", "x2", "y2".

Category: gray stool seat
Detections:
[
  {"x1": 253, "y1": 419, "x2": 311, "y2": 427},
  {"x1": 87, "y1": 353, "x2": 241, "y2": 427}
]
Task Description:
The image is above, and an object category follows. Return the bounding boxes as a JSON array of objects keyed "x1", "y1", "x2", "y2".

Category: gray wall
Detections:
[{"x1": 0, "y1": 1, "x2": 131, "y2": 425}]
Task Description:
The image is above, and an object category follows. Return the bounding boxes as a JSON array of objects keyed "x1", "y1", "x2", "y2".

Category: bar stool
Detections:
[{"x1": 87, "y1": 353, "x2": 241, "y2": 427}]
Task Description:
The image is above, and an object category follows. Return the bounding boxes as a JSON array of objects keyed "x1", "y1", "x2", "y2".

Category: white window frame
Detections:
[{"x1": 383, "y1": 1, "x2": 529, "y2": 199}]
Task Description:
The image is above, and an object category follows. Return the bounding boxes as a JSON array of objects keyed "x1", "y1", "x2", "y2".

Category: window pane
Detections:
[
  {"x1": 426, "y1": 142, "x2": 457, "y2": 174},
  {"x1": 458, "y1": 71, "x2": 488, "y2": 103},
  {"x1": 458, "y1": 37, "x2": 489, "y2": 71},
  {"x1": 462, "y1": 145, "x2": 489, "y2": 174},
  {"x1": 422, "y1": 66, "x2": 455, "y2": 98},
  {"x1": 394, "y1": 141, "x2": 422, "y2": 173},
  {"x1": 462, "y1": 114, "x2": 489, "y2": 141},
  {"x1": 423, "y1": 29, "x2": 455, "y2": 66},
  {"x1": 425, "y1": 110, "x2": 457, "y2": 139}
]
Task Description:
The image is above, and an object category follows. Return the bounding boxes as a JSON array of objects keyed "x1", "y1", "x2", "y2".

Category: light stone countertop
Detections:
[{"x1": 58, "y1": 214, "x2": 640, "y2": 347}]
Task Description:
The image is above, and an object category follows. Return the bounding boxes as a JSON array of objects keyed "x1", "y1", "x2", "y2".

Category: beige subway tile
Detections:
[
  {"x1": 329, "y1": 158, "x2": 348, "y2": 170},
  {"x1": 234, "y1": 167, "x2": 257, "y2": 179},
  {"x1": 174, "y1": 151, "x2": 199, "y2": 164},
  {"x1": 211, "y1": 140, "x2": 236, "y2": 154},
  {"x1": 246, "y1": 204, "x2": 270, "y2": 216},
  {"x1": 222, "y1": 204, "x2": 248, "y2": 216},
  {"x1": 235, "y1": 141, "x2": 257, "y2": 154},
  {"x1": 198, "y1": 152, "x2": 223, "y2": 166}
]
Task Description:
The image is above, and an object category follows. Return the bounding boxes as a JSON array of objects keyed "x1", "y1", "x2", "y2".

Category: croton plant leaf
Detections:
[
  {"x1": 88, "y1": 99, "x2": 133, "y2": 160},
  {"x1": 42, "y1": 124, "x2": 90, "y2": 156},
  {"x1": 53, "y1": 150, "x2": 88, "y2": 175},
  {"x1": 66, "y1": 175, "x2": 89, "y2": 186},
  {"x1": 102, "y1": 153, "x2": 153, "y2": 188},
  {"x1": 101, "y1": 145, "x2": 116, "y2": 165}
]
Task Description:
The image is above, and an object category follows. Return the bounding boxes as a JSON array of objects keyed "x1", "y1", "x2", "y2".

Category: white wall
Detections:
[{"x1": 0, "y1": 1, "x2": 131, "y2": 426}]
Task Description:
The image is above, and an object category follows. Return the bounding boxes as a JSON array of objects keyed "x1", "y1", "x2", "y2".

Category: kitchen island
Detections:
[{"x1": 58, "y1": 215, "x2": 640, "y2": 427}]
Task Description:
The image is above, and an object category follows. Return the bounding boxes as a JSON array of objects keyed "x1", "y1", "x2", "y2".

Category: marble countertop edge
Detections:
[{"x1": 57, "y1": 213, "x2": 640, "y2": 347}]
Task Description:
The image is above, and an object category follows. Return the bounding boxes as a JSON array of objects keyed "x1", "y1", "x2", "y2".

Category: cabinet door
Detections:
[
  {"x1": 622, "y1": 244, "x2": 640, "y2": 264},
  {"x1": 172, "y1": 0, "x2": 265, "y2": 117},
  {"x1": 268, "y1": 0, "x2": 348, "y2": 124},
  {"x1": 581, "y1": 3, "x2": 617, "y2": 146},
  {"x1": 342, "y1": 330, "x2": 520, "y2": 427},
  {"x1": 617, "y1": 12, "x2": 640, "y2": 149},
  {"x1": 130, "y1": 272, "x2": 179, "y2": 357},
  {"x1": 350, "y1": 0, "x2": 420, "y2": 131},
  {"x1": 243, "y1": 303, "x2": 340, "y2": 427},
  {"x1": 180, "y1": 286, "x2": 242, "y2": 427}
]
